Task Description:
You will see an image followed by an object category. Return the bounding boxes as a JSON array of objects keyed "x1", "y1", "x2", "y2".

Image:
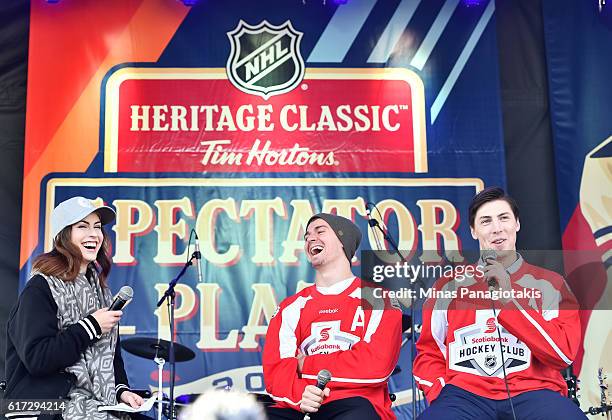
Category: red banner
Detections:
[{"x1": 104, "y1": 68, "x2": 427, "y2": 173}]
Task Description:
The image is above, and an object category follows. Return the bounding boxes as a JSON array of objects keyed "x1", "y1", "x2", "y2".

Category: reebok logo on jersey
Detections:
[{"x1": 319, "y1": 308, "x2": 339, "y2": 314}]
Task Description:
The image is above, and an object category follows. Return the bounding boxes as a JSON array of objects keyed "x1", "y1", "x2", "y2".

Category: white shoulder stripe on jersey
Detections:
[
  {"x1": 430, "y1": 309, "x2": 448, "y2": 359},
  {"x1": 279, "y1": 296, "x2": 312, "y2": 358},
  {"x1": 438, "y1": 376, "x2": 445, "y2": 387},
  {"x1": 363, "y1": 309, "x2": 383, "y2": 343},
  {"x1": 430, "y1": 277, "x2": 475, "y2": 360},
  {"x1": 413, "y1": 374, "x2": 433, "y2": 388},
  {"x1": 348, "y1": 287, "x2": 361, "y2": 300},
  {"x1": 511, "y1": 298, "x2": 573, "y2": 365},
  {"x1": 302, "y1": 372, "x2": 391, "y2": 384},
  {"x1": 270, "y1": 394, "x2": 302, "y2": 406},
  {"x1": 346, "y1": 286, "x2": 385, "y2": 343}
]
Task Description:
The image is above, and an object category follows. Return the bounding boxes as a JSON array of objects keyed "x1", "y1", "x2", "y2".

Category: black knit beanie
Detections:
[{"x1": 306, "y1": 213, "x2": 362, "y2": 262}]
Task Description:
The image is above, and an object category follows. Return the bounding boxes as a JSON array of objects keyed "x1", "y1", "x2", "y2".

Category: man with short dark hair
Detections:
[
  {"x1": 263, "y1": 213, "x2": 402, "y2": 419},
  {"x1": 413, "y1": 187, "x2": 586, "y2": 419}
]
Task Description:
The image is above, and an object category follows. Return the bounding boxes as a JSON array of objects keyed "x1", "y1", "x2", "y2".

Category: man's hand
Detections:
[
  {"x1": 91, "y1": 308, "x2": 122, "y2": 334},
  {"x1": 483, "y1": 259, "x2": 512, "y2": 303},
  {"x1": 300, "y1": 385, "x2": 330, "y2": 414},
  {"x1": 120, "y1": 391, "x2": 144, "y2": 408},
  {"x1": 296, "y1": 349, "x2": 305, "y2": 374}
]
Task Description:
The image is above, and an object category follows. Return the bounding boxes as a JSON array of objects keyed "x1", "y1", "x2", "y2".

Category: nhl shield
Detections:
[
  {"x1": 484, "y1": 354, "x2": 497, "y2": 369},
  {"x1": 226, "y1": 20, "x2": 305, "y2": 99}
]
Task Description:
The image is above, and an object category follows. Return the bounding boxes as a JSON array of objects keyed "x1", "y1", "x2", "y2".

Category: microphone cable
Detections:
[{"x1": 490, "y1": 295, "x2": 518, "y2": 420}]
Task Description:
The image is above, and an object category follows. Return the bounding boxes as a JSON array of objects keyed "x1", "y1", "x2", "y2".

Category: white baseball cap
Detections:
[{"x1": 50, "y1": 196, "x2": 116, "y2": 240}]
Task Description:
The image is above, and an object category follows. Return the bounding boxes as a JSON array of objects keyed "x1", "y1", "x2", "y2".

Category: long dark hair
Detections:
[{"x1": 32, "y1": 211, "x2": 112, "y2": 287}]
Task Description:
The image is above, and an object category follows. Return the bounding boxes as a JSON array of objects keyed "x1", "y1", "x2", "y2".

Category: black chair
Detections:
[{"x1": 562, "y1": 365, "x2": 580, "y2": 406}]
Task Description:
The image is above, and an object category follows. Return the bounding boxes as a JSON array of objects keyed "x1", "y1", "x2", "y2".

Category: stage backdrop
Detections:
[
  {"x1": 21, "y1": 1, "x2": 504, "y2": 417},
  {"x1": 543, "y1": 0, "x2": 612, "y2": 410}
]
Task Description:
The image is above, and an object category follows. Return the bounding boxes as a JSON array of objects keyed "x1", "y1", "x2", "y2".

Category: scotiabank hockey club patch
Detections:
[{"x1": 448, "y1": 310, "x2": 531, "y2": 377}]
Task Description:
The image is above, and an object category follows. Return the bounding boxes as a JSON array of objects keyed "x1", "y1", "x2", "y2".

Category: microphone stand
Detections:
[
  {"x1": 367, "y1": 216, "x2": 419, "y2": 419},
  {"x1": 154, "y1": 354, "x2": 165, "y2": 420},
  {"x1": 156, "y1": 249, "x2": 200, "y2": 420}
]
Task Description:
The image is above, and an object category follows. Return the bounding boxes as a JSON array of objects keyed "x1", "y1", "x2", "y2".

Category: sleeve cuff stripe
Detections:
[
  {"x1": 78, "y1": 319, "x2": 94, "y2": 340},
  {"x1": 83, "y1": 318, "x2": 95, "y2": 335},
  {"x1": 85, "y1": 315, "x2": 102, "y2": 337},
  {"x1": 270, "y1": 394, "x2": 301, "y2": 406},
  {"x1": 302, "y1": 373, "x2": 390, "y2": 384}
]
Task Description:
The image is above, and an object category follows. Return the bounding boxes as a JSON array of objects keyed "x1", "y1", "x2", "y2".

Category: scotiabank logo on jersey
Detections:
[
  {"x1": 301, "y1": 321, "x2": 360, "y2": 355},
  {"x1": 102, "y1": 21, "x2": 427, "y2": 174},
  {"x1": 448, "y1": 310, "x2": 531, "y2": 378}
]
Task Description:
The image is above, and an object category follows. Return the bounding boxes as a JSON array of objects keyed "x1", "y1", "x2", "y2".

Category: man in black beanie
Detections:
[
  {"x1": 304, "y1": 213, "x2": 362, "y2": 270},
  {"x1": 263, "y1": 213, "x2": 402, "y2": 420}
]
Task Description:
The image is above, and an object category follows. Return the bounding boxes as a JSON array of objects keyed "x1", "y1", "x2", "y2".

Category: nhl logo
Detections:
[
  {"x1": 226, "y1": 20, "x2": 305, "y2": 99},
  {"x1": 484, "y1": 354, "x2": 497, "y2": 369}
]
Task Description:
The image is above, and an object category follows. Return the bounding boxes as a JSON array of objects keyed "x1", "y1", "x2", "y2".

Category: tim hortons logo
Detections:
[{"x1": 226, "y1": 20, "x2": 305, "y2": 99}]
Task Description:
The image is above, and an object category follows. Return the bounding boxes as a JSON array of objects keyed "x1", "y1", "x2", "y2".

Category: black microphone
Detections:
[
  {"x1": 365, "y1": 204, "x2": 377, "y2": 227},
  {"x1": 482, "y1": 250, "x2": 498, "y2": 290},
  {"x1": 194, "y1": 232, "x2": 203, "y2": 283},
  {"x1": 365, "y1": 203, "x2": 388, "y2": 231},
  {"x1": 303, "y1": 369, "x2": 332, "y2": 420},
  {"x1": 109, "y1": 286, "x2": 133, "y2": 311}
]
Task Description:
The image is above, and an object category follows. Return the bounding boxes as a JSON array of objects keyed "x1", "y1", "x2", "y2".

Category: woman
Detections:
[{"x1": 4, "y1": 196, "x2": 143, "y2": 419}]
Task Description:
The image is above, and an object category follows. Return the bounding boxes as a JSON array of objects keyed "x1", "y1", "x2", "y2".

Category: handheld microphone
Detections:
[
  {"x1": 482, "y1": 249, "x2": 497, "y2": 264},
  {"x1": 109, "y1": 286, "x2": 133, "y2": 311},
  {"x1": 303, "y1": 369, "x2": 332, "y2": 420},
  {"x1": 481, "y1": 250, "x2": 498, "y2": 290},
  {"x1": 194, "y1": 232, "x2": 204, "y2": 283}
]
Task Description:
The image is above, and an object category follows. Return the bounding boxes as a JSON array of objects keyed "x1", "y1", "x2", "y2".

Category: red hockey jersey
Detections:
[
  {"x1": 263, "y1": 277, "x2": 402, "y2": 419},
  {"x1": 413, "y1": 256, "x2": 581, "y2": 403}
]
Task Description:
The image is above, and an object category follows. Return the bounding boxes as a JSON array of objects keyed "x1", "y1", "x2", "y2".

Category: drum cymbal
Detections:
[{"x1": 121, "y1": 337, "x2": 196, "y2": 362}]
